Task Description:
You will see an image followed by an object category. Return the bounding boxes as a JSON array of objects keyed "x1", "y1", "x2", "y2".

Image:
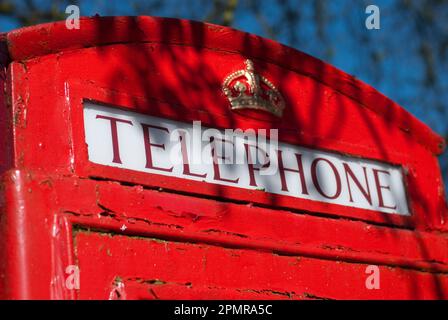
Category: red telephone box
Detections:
[{"x1": 0, "y1": 16, "x2": 447, "y2": 300}]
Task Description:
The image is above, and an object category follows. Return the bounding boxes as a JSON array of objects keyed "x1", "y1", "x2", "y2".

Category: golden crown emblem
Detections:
[{"x1": 222, "y1": 59, "x2": 285, "y2": 117}]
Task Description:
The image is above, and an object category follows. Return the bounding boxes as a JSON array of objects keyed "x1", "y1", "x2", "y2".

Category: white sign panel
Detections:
[{"x1": 83, "y1": 102, "x2": 410, "y2": 216}]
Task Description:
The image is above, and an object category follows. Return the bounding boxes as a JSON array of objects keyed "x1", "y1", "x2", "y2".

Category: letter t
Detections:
[{"x1": 96, "y1": 115, "x2": 133, "y2": 164}]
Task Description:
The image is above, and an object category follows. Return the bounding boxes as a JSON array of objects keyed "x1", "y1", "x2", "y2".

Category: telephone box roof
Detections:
[{"x1": 4, "y1": 16, "x2": 445, "y2": 155}]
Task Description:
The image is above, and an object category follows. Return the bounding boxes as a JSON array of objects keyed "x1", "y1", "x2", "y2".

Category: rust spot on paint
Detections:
[
  {"x1": 202, "y1": 228, "x2": 248, "y2": 238},
  {"x1": 146, "y1": 279, "x2": 166, "y2": 285},
  {"x1": 320, "y1": 244, "x2": 358, "y2": 253},
  {"x1": 238, "y1": 288, "x2": 296, "y2": 299},
  {"x1": 302, "y1": 292, "x2": 332, "y2": 300},
  {"x1": 39, "y1": 178, "x2": 53, "y2": 188}
]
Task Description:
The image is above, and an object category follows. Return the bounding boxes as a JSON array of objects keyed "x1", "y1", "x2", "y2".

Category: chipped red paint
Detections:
[{"x1": 0, "y1": 17, "x2": 447, "y2": 299}]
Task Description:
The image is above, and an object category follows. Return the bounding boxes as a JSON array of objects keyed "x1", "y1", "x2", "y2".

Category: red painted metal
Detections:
[{"x1": 0, "y1": 16, "x2": 447, "y2": 299}]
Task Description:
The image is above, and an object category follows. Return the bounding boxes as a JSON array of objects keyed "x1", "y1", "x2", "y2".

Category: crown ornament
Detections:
[{"x1": 222, "y1": 59, "x2": 285, "y2": 117}]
